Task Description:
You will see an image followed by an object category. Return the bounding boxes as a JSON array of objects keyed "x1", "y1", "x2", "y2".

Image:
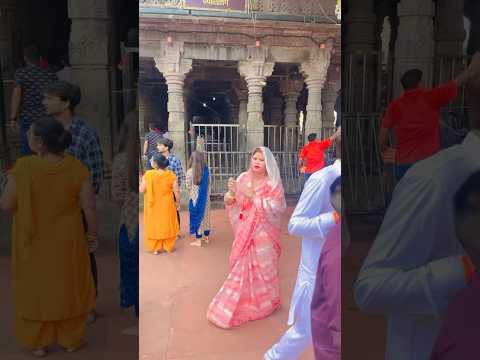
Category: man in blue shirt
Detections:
[
  {"x1": 157, "y1": 138, "x2": 184, "y2": 229},
  {"x1": 43, "y1": 81, "x2": 104, "y2": 324}
]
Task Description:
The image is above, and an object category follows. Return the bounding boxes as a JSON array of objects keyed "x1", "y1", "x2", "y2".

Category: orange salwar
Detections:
[
  {"x1": 143, "y1": 169, "x2": 179, "y2": 253},
  {"x1": 11, "y1": 155, "x2": 95, "y2": 350}
]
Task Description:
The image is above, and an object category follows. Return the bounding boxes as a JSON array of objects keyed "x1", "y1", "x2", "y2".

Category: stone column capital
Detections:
[
  {"x1": 238, "y1": 61, "x2": 275, "y2": 93},
  {"x1": 238, "y1": 61, "x2": 273, "y2": 150},
  {"x1": 301, "y1": 62, "x2": 330, "y2": 90}
]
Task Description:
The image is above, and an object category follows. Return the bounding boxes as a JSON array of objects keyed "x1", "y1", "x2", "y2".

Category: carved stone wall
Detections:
[{"x1": 140, "y1": 0, "x2": 337, "y2": 17}]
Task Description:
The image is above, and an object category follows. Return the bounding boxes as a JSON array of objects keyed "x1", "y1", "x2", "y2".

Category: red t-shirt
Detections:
[
  {"x1": 300, "y1": 139, "x2": 332, "y2": 174},
  {"x1": 382, "y1": 80, "x2": 458, "y2": 164}
]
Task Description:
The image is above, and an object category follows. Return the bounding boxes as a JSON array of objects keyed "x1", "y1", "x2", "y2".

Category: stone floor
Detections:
[
  {"x1": 342, "y1": 215, "x2": 388, "y2": 360},
  {"x1": 0, "y1": 195, "x2": 137, "y2": 359},
  {"x1": 140, "y1": 209, "x2": 316, "y2": 360},
  {"x1": 0, "y1": 254, "x2": 138, "y2": 359},
  {"x1": 0, "y1": 198, "x2": 388, "y2": 359}
]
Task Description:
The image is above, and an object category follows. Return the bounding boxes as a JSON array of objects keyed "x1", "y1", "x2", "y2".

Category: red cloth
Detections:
[
  {"x1": 382, "y1": 81, "x2": 458, "y2": 164},
  {"x1": 430, "y1": 273, "x2": 480, "y2": 360},
  {"x1": 299, "y1": 139, "x2": 332, "y2": 174}
]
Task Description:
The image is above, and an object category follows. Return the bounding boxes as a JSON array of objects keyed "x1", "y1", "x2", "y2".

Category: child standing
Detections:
[{"x1": 186, "y1": 151, "x2": 211, "y2": 247}]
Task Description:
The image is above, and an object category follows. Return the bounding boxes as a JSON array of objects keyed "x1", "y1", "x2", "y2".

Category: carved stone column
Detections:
[
  {"x1": 69, "y1": 0, "x2": 112, "y2": 161},
  {"x1": 238, "y1": 61, "x2": 275, "y2": 150},
  {"x1": 344, "y1": 0, "x2": 376, "y2": 53},
  {"x1": 394, "y1": 0, "x2": 435, "y2": 96},
  {"x1": 434, "y1": 0, "x2": 466, "y2": 87},
  {"x1": 322, "y1": 77, "x2": 338, "y2": 130},
  {"x1": 234, "y1": 82, "x2": 248, "y2": 152},
  {"x1": 280, "y1": 79, "x2": 303, "y2": 128},
  {"x1": 154, "y1": 41, "x2": 193, "y2": 169},
  {"x1": 435, "y1": 0, "x2": 465, "y2": 58},
  {"x1": 300, "y1": 44, "x2": 332, "y2": 139},
  {"x1": 138, "y1": 88, "x2": 146, "y2": 142}
]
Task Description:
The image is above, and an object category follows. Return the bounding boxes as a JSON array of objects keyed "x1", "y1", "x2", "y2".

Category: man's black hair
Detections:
[
  {"x1": 401, "y1": 69, "x2": 423, "y2": 90},
  {"x1": 44, "y1": 81, "x2": 82, "y2": 112},
  {"x1": 158, "y1": 137, "x2": 173, "y2": 151},
  {"x1": 330, "y1": 176, "x2": 341, "y2": 195},
  {"x1": 308, "y1": 133, "x2": 317, "y2": 142},
  {"x1": 454, "y1": 171, "x2": 480, "y2": 215}
]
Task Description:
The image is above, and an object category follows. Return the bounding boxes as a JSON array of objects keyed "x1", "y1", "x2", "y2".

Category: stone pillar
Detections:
[
  {"x1": 138, "y1": 90, "x2": 146, "y2": 142},
  {"x1": 0, "y1": 1, "x2": 16, "y2": 79},
  {"x1": 155, "y1": 63, "x2": 192, "y2": 166},
  {"x1": 234, "y1": 82, "x2": 248, "y2": 152},
  {"x1": 280, "y1": 79, "x2": 303, "y2": 128},
  {"x1": 435, "y1": 0, "x2": 466, "y2": 87},
  {"x1": 301, "y1": 45, "x2": 332, "y2": 139},
  {"x1": 68, "y1": 0, "x2": 112, "y2": 161},
  {"x1": 344, "y1": 0, "x2": 377, "y2": 112},
  {"x1": 344, "y1": 0, "x2": 376, "y2": 53},
  {"x1": 154, "y1": 41, "x2": 193, "y2": 169},
  {"x1": 322, "y1": 76, "x2": 338, "y2": 130},
  {"x1": 394, "y1": 0, "x2": 435, "y2": 96},
  {"x1": 238, "y1": 61, "x2": 275, "y2": 150},
  {"x1": 435, "y1": 0, "x2": 465, "y2": 57}
]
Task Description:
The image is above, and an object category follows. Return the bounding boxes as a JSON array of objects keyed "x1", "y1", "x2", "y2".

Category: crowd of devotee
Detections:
[{"x1": 0, "y1": 44, "x2": 138, "y2": 357}]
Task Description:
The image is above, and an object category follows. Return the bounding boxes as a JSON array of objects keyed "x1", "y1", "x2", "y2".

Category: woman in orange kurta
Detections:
[
  {"x1": 140, "y1": 153, "x2": 180, "y2": 254},
  {"x1": 0, "y1": 117, "x2": 96, "y2": 357}
]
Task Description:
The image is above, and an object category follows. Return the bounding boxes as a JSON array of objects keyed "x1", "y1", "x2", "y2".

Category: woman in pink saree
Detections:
[{"x1": 207, "y1": 147, "x2": 287, "y2": 329}]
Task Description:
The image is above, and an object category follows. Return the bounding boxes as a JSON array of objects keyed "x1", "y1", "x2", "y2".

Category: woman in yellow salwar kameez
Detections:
[
  {"x1": 140, "y1": 153, "x2": 180, "y2": 254},
  {"x1": 0, "y1": 117, "x2": 96, "y2": 357}
]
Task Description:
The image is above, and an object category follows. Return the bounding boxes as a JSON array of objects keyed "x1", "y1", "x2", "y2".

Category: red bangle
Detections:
[
  {"x1": 332, "y1": 211, "x2": 340, "y2": 224},
  {"x1": 461, "y1": 256, "x2": 476, "y2": 284}
]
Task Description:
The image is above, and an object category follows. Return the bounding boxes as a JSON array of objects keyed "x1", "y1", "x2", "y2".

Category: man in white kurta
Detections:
[
  {"x1": 264, "y1": 158, "x2": 341, "y2": 360},
  {"x1": 354, "y1": 130, "x2": 480, "y2": 360}
]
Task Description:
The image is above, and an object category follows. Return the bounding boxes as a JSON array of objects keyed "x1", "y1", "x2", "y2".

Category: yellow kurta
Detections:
[
  {"x1": 143, "y1": 169, "x2": 179, "y2": 253},
  {"x1": 11, "y1": 155, "x2": 95, "y2": 349}
]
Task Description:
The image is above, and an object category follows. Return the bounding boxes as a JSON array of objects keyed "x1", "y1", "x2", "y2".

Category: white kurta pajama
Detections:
[
  {"x1": 354, "y1": 131, "x2": 480, "y2": 360},
  {"x1": 265, "y1": 160, "x2": 341, "y2": 360}
]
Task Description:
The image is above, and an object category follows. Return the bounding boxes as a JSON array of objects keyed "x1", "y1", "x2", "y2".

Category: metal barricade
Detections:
[
  {"x1": 343, "y1": 113, "x2": 394, "y2": 214},
  {"x1": 187, "y1": 124, "x2": 336, "y2": 196},
  {"x1": 188, "y1": 124, "x2": 243, "y2": 196}
]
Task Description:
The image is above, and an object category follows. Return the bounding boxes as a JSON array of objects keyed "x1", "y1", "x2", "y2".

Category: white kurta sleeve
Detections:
[
  {"x1": 288, "y1": 173, "x2": 336, "y2": 239},
  {"x1": 354, "y1": 174, "x2": 467, "y2": 316}
]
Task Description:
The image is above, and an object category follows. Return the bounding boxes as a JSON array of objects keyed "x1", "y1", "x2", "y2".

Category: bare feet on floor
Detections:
[
  {"x1": 64, "y1": 341, "x2": 86, "y2": 353},
  {"x1": 31, "y1": 348, "x2": 47, "y2": 357},
  {"x1": 190, "y1": 239, "x2": 202, "y2": 247}
]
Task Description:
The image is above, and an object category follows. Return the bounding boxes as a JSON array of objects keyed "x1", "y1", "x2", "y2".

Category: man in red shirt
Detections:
[
  {"x1": 299, "y1": 128, "x2": 340, "y2": 184},
  {"x1": 379, "y1": 65, "x2": 473, "y2": 182}
]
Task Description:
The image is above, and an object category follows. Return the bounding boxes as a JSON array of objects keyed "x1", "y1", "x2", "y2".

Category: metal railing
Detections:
[
  {"x1": 343, "y1": 113, "x2": 394, "y2": 214},
  {"x1": 433, "y1": 55, "x2": 472, "y2": 109},
  {"x1": 343, "y1": 51, "x2": 386, "y2": 114},
  {"x1": 187, "y1": 123, "x2": 337, "y2": 196}
]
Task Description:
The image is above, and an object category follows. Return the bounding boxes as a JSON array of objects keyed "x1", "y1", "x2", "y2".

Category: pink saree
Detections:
[{"x1": 207, "y1": 147, "x2": 286, "y2": 329}]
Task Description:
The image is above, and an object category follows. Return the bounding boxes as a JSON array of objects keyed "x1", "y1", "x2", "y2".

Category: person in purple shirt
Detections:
[
  {"x1": 430, "y1": 170, "x2": 480, "y2": 360},
  {"x1": 310, "y1": 176, "x2": 342, "y2": 360}
]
